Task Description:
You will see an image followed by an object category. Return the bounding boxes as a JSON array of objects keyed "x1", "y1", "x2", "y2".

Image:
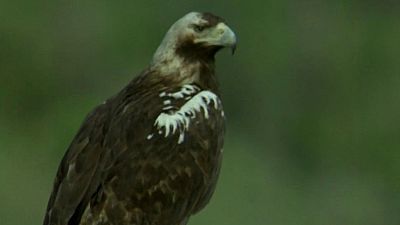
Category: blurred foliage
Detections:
[{"x1": 1, "y1": 1, "x2": 400, "y2": 225}]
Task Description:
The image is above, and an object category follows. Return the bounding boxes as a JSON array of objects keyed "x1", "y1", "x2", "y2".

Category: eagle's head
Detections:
[{"x1": 151, "y1": 12, "x2": 236, "y2": 80}]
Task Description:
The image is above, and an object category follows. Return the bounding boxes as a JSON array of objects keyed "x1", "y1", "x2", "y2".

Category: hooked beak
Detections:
[
  {"x1": 216, "y1": 22, "x2": 237, "y2": 55},
  {"x1": 194, "y1": 22, "x2": 237, "y2": 55}
]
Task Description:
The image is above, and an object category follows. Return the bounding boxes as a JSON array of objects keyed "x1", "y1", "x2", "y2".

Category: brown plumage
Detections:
[{"x1": 43, "y1": 12, "x2": 236, "y2": 225}]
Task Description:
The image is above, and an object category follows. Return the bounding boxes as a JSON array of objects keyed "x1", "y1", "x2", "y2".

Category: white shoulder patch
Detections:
[
  {"x1": 151, "y1": 90, "x2": 221, "y2": 144},
  {"x1": 167, "y1": 84, "x2": 199, "y2": 99}
]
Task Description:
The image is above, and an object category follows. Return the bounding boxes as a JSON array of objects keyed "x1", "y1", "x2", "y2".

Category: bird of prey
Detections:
[{"x1": 43, "y1": 12, "x2": 236, "y2": 225}]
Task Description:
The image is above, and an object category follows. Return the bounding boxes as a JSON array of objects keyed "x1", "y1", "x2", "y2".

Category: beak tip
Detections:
[{"x1": 231, "y1": 44, "x2": 236, "y2": 55}]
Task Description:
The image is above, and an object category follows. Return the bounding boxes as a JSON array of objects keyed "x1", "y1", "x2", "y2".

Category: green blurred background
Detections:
[{"x1": 1, "y1": 1, "x2": 400, "y2": 225}]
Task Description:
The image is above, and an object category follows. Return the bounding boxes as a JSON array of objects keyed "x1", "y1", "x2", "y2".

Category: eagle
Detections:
[{"x1": 43, "y1": 12, "x2": 236, "y2": 225}]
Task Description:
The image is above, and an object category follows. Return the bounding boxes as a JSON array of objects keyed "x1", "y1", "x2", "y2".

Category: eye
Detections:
[{"x1": 193, "y1": 24, "x2": 205, "y2": 32}]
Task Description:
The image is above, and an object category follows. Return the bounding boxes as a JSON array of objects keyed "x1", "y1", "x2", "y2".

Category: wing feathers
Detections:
[{"x1": 43, "y1": 104, "x2": 110, "y2": 225}]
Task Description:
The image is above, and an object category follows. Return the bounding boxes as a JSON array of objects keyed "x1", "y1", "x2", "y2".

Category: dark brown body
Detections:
[
  {"x1": 43, "y1": 68, "x2": 224, "y2": 225},
  {"x1": 43, "y1": 11, "x2": 234, "y2": 225}
]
